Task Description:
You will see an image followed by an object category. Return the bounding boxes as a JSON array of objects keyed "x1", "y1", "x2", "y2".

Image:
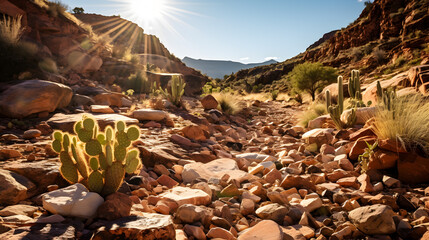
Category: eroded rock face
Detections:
[
  {"x1": 42, "y1": 183, "x2": 104, "y2": 219},
  {"x1": 0, "y1": 80, "x2": 72, "y2": 118},
  {"x1": 92, "y1": 214, "x2": 175, "y2": 240},
  {"x1": 349, "y1": 204, "x2": 396, "y2": 235}
]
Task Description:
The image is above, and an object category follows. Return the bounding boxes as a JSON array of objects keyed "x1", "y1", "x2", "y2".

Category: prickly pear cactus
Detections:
[{"x1": 51, "y1": 115, "x2": 142, "y2": 196}]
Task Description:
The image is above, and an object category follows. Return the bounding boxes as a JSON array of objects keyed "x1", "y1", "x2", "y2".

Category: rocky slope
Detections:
[
  {"x1": 182, "y1": 57, "x2": 277, "y2": 79},
  {"x1": 223, "y1": 0, "x2": 429, "y2": 92}
]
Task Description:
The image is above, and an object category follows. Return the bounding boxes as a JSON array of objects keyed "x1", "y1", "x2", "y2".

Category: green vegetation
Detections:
[
  {"x1": 326, "y1": 76, "x2": 356, "y2": 129},
  {"x1": 289, "y1": 62, "x2": 337, "y2": 100},
  {"x1": 372, "y1": 93, "x2": 429, "y2": 157},
  {"x1": 72, "y1": 7, "x2": 84, "y2": 14},
  {"x1": 348, "y1": 70, "x2": 371, "y2": 108},
  {"x1": 38, "y1": 58, "x2": 58, "y2": 73},
  {"x1": 51, "y1": 115, "x2": 142, "y2": 196},
  {"x1": 270, "y1": 90, "x2": 279, "y2": 101},
  {"x1": 159, "y1": 75, "x2": 186, "y2": 107},
  {"x1": 128, "y1": 71, "x2": 151, "y2": 94},
  {"x1": 212, "y1": 92, "x2": 241, "y2": 115},
  {"x1": 372, "y1": 48, "x2": 387, "y2": 63},
  {"x1": 358, "y1": 141, "x2": 378, "y2": 173},
  {"x1": 298, "y1": 102, "x2": 327, "y2": 127}
]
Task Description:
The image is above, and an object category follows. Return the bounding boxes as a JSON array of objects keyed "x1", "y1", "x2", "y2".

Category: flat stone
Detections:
[
  {"x1": 42, "y1": 183, "x2": 104, "y2": 219},
  {"x1": 238, "y1": 220, "x2": 287, "y2": 240},
  {"x1": 207, "y1": 227, "x2": 235, "y2": 240},
  {"x1": 176, "y1": 204, "x2": 207, "y2": 223},
  {"x1": 92, "y1": 213, "x2": 175, "y2": 239},
  {"x1": 300, "y1": 197, "x2": 323, "y2": 212},
  {"x1": 0, "y1": 204, "x2": 38, "y2": 217},
  {"x1": 132, "y1": 109, "x2": 168, "y2": 121},
  {"x1": 23, "y1": 129, "x2": 42, "y2": 139},
  {"x1": 0, "y1": 223, "x2": 75, "y2": 239},
  {"x1": 90, "y1": 105, "x2": 114, "y2": 113},
  {"x1": 159, "y1": 186, "x2": 211, "y2": 206},
  {"x1": 47, "y1": 113, "x2": 138, "y2": 132},
  {"x1": 182, "y1": 158, "x2": 249, "y2": 184}
]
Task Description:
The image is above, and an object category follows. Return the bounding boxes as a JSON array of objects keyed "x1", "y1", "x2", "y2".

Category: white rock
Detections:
[
  {"x1": 300, "y1": 197, "x2": 323, "y2": 212},
  {"x1": 42, "y1": 183, "x2": 104, "y2": 219}
]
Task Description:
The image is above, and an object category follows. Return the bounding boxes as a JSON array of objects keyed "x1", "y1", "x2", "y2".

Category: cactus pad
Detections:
[
  {"x1": 117, "y1": 121, "x2": 125, "y2": 132},
  {"x1": 88, "y1": 170, "x2": 104, "y2": 193},
  {"x1": 105, "y1": 126, "x2": 113, "y2": 142},
  {"x1": 114, "y1": 146, "x2": 126, "y2": 163},
  {"x1": 97, "y1": 134, "x2": 106, "y2": 145},
  {"x1": 60, "y1": 162, "x2": 79, "y2": 184},
  {"x1": 53, "y1": 131, "x2": 62, "y2": 141},
  {"x1": 126, "y1": 126, "x2": 140, "y2": 141},
  {"x1": 83, "y1": 117, "x2": 95, "y2": 130},
  {"x1": 77, "y1": 129, "x2": 93, "y2": 142},
  {"x1": 99, "y1": 153, "x2": 108, "y2": 170},
  {"x1": 106, "y1": 144, "x2": 113, "y2": 166},
  {"x1": 85, "y1": 140, "x2": 102, "y2": 156},
  {"x1": 102, "y1": 161, "x2": 125, "y2": 196},
  {"x1": 63, "y1": 134, "x2": 70, "y2": 150},
  {"x1": 74, "y1": 121, "x2": 82, "y2": 134},
  {"x1": 52, "y1": 140, "x2": 62, "y2": 153},
  {"x1": 116, "y1": 131, "x2": 131, "y2": 148},
  {"x1": 125, "y1": 157, "x2": 140, "y2": 174},
  {"x1": 89, "y1": 157, "x2": 99, "y2": 171}
]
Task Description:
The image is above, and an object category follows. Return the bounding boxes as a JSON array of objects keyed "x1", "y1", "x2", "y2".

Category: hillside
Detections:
[
  {"x1": 223, "y1": 0, "x2": 429, "y2": 93},
  {"x1": 182, "y1": 57, "x2": 277, "y2": 79}
]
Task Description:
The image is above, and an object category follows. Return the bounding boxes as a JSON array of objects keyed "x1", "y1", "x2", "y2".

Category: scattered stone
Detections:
[
  {"x1": 159, "y1": 186, "x2": 211, "y2": 206},
  {"x1": 348, "y1": 204, "x2": 396, "y2": 235},
  {"x1": 97, "y1": 192, "x2": 132, "y2": 221},
  {"x1": 92, "y1": 213, "x2": 175, "y2": 239},
  {"x1": 0, "y1": 204, "x2": 38, "y2": 217},
  {"x1": 201, "y1": 94, "x2": 218, "y2": 110},
  {"x1": 132, "y1": 109, "x2": 168, "y2": 121},
  {"x1": 176, "y1": 204, "x2": 207, "y2": 223},
  {"x1": 23, "y1": 129, "x2": 42, "y2": 139},
  {"x1": 90, "y1": 105, "x2": 114, "y2": 113},
  {"x1": 238, "y1": 220, "x2": 286, "y2": 240},
  {"x1": 42, "y1": 183, "x2": 104, "y2": 219},
  {"x1": 0, "y1": 169, "x2": 35, "y2": 205},
  {"x1": 255, "y1": 203, "x2": 289, "y2": 223}
]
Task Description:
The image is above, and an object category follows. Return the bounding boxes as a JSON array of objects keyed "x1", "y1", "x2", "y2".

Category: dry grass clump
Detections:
[
  {"x1": 212, "y1": 92, "x2": 242, "y2": 115},
  {"x1": 372, "y1": 94, "x2": 429, "y2": 156},
  {"x1": 0, "y1": 15, "x2": 23, "y2": 45},
  {"x1": 298, "y1": 102, "x2": 327, "y2": 127}
]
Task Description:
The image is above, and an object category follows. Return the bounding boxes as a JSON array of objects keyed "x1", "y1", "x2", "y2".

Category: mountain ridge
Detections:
[{"x1": 182, "y1": 56, "x2": 278, "y2": 79}]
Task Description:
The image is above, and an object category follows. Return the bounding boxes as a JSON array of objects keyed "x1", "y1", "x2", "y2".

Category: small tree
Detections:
[
  {"x1": 72, "y1": 7, "x2": 84, "y2": 14},
  {"x1": 289, "y1": 62, "x2": 337, "y2": 101}
]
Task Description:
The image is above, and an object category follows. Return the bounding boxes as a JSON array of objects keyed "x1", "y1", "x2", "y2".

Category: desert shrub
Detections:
[
  {"x1": 393, "y1": 55, "x2": 407, "y2": 68},
  {"x1": 128, "y1": 71, "x2": 151, "y2": 94},
  {"x1": 299, "y1": 102, "x2": 327, "y2": 127},
  {"x1": 289, "y1": 62, "x2": 337, "y2": 101},
  {"x1": 271, "y1": 90, "x2": 279, "y2": 100},
  {"x1": 372, "y1": 94, "x2": 429, "y2": 157},
  {"x1": 112, "y1": 45, "x2": 126, "y2": 59},
  {"x1": 372, "y1": 48, "x2": 387, "y2": 63},
  {"x1": 38, "y1": 58, "x2": 58, "y2": 73},
  {"x1": 351, "y1": 47, "x2": 363, "y2": 61},
  {"x1": 159, "y1": 75, "x2": 186, "y2": 107},
  {"x1": 212, "y1": 92, "x2": 241, "y2": 115},
  {"x1": 363, "y1": 43, "x2": 373, "y2": 55},
  {"x1": 47, "y1": 1, "x2": 69, "y2": 18},
  {"x1": 0, "y1": 16, "x2": 39, "y2": 80},
  {"x1": 72, "y1": 7, "x2": 84, "y2": 14}
]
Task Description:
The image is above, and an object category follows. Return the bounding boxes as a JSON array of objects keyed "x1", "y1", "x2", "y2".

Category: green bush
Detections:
[{"x1": 289, "y1": 62, "x2": 337, "y2": 100}]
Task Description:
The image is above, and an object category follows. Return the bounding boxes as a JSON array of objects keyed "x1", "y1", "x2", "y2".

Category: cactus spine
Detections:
[
  {"x1": 159, "y1": 75, "x2": 186, "y2": 107},
  {"x1": 52, "y1": 115, "x2": 142, "y2": 196},
  {"x1": 326, "y1": 75, "x2": 356, "y2": 129}
]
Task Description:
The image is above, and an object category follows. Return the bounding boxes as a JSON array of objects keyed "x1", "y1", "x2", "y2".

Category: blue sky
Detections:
[{"x1": 63, "y1": 0, "x2": 367, "y2": 63}]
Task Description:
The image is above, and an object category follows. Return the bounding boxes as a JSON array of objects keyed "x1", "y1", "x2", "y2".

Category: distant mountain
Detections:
[{"x1": 182, "y1": 57, "x2": 278, "y2": 79}]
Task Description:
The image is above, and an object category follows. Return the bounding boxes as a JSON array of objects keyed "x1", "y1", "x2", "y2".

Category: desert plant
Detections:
[
  {"x1": 38, "y1": 58, "x2": 58, "y2": 73},
  {"x1": 372, "y1": 94, "x2": 429, "y2": 157},
  {"x1": 212, "y1": 92, "x2": 241, "y2": 115},
  {"x1": 47, "y1": 1, "x2": 69, "y2": 18},
  {"x1": 159, "y1": 75, "x2": 186, "y2": 107},
  {"x1": 0, "y1": 15, "x2": 23, "y2": 45},
  {"x1": 326, "y1": 76, "x2": 357, "y2": 129},
  {"x1": 270, "y1": 90, "x2": 279, "y2": 100},
  {"x1": 298, "y1": 102, "x2": 327, "y2": 127},
  {"x1": 290, "y1": 62, "x2": 337, "y2": 101},
  {"x1": 72, "y1": 7, "x2": 84, "y2": 14},
  {"x1": 358, "y1": 141, "x2": 378, "y2": 173},
  {"x1": 128, "y1": 71, "x2": 151, "y2": 94},
  {"x1": 376, "y1": 80, "x2": 396, "y2": 112},
  {"x1": 0, "y1": 16, "x2": 39, "y2": 80},
  {"x1": 372, "y1": 48, "x2": 387, "y2": 63},
  {"x1": 51, "y1": 115, "x2": 142, "y2": 196},
  {"x1": 348, "y1": 70, "x2": 372, "y2": 108}
]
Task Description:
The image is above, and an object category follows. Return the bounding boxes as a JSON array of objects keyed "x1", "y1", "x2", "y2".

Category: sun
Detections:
[{"x1": 128, "y1": 0, "x2": 167, "y2": 21}]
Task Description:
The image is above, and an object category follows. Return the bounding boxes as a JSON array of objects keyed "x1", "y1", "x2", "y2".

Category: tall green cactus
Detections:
[
  {"x1": 52, "y1": 115, "x2": 142, "y2": 196},
  {"x1": 376, "y1": 80, "x2": 396, "y2": 117},
  {"x1": 326, "y1": 76, "x2": 356, "y2": 129},
  {"x1": 159, "y1": 75, "x2": 186, "y2": 107},
  {"x1": 348, "y1": 70, "x2": 371, "y2": 108}
]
